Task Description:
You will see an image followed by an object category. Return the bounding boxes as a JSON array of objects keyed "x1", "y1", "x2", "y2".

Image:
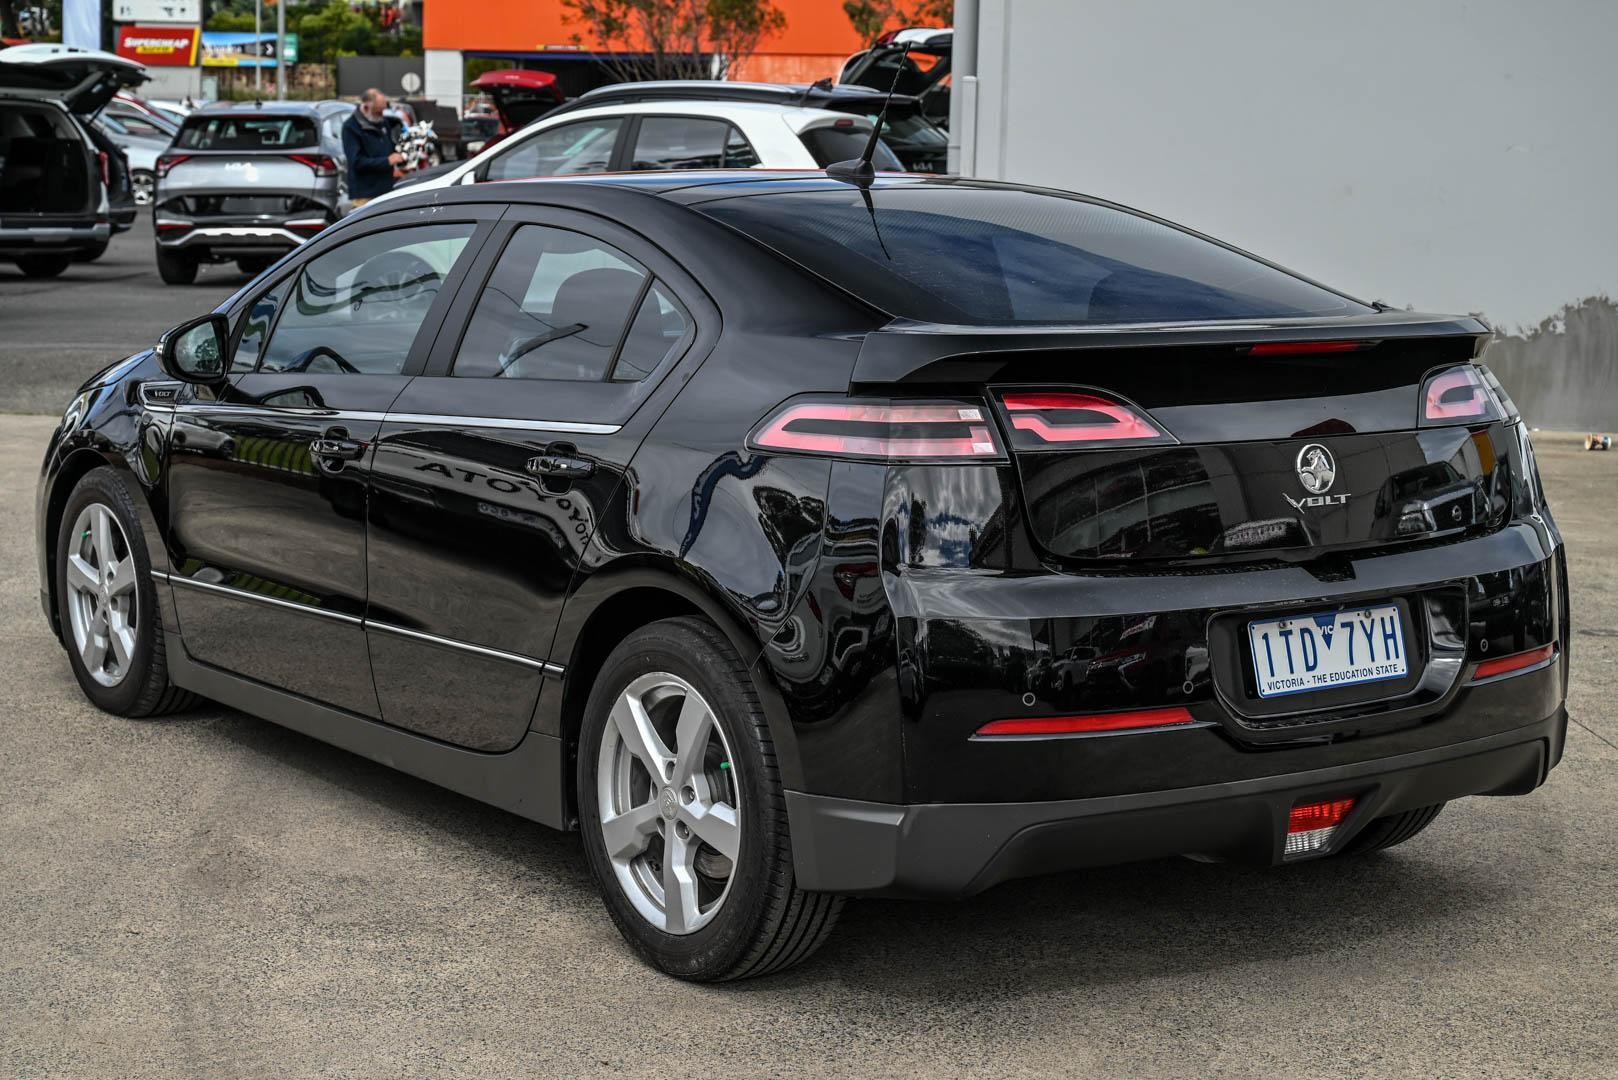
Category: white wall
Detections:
[
  {"x1": 424, "y1": 50, "x2": 464, "y2": 112},
  {"x1": 967, "y1": 0, "x2": 1618, "y2": 332}
]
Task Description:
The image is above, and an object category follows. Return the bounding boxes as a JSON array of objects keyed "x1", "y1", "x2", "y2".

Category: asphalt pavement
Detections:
[
  {"x1": 2, "y1": 226, "x2": 1616, "y2": 1078},
  {"x1": 0, "y1": 216, "x2": 244, "y2": 415}
]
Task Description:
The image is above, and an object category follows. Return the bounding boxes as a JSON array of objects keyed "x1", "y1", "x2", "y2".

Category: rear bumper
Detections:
[
  {"x1": 0, "y1": 219, "x2": 109, "y2": 254},
  {"x1": 155, "y1": 224, "x2": 318, "y2": 255},
  {"x1": 787, "y1": 705, "x2": 1566, "y2": 897}
]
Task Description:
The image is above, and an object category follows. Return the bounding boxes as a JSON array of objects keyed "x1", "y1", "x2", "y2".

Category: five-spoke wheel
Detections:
[
  {"x1": 597, "y1": 672, "x2": 741, "y2": 935},
  {"x1": 64, "y1": 502, "x2": 139, "y2": 688}
]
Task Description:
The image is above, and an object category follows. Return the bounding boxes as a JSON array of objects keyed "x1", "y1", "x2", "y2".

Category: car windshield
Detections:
[
  {"x1": 693, "y1": 184, "x2": 1373, "y2": 326},
  {"x1": 176, "y1": 114, "x2": 317, "y2": 151}
]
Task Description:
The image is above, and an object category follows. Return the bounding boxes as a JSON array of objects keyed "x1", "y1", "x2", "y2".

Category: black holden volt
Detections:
[{"x1": 36, "y1": 173, "x2": 1568, "y2": 980}]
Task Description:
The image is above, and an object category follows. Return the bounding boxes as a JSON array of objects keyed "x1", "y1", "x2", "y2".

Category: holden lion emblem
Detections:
[{"x1": 1295, "y1": 444, "x2": 1336, "y2": 494}]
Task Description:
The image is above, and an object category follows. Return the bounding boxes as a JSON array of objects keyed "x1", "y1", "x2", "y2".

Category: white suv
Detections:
[{"x1": 365, "y1": 98, "x2": 900, "y2": 209}]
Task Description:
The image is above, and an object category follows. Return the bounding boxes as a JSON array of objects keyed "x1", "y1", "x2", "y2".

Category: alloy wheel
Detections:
[
  {"x1": 132, "y1": 170, "x2": 155, "y2": 206},
  {"x1": 64, "y1": 503, "x2": 139, "y2": 688},
  {"x1": 596, "y1": 672, "x2": 741, "y2": 935}
]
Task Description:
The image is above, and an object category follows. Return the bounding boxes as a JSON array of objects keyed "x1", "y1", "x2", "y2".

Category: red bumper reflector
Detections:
[
  {"x1": 975, "y1": 706, "x2": 1195, "y2": 737},
  {"x1": 1247, "y1": 341, "x2": 1368, "y2": 356},
  {"x1": 1288, "y1": 797, "x2": 1356, "y2": 834},
  {"x1": 1472, "y1": 643, "x2": 1556, "y2": 681}
]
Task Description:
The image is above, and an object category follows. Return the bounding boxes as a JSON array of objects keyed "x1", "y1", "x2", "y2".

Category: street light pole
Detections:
[
  {"x1": 275, "y1": 0, "x2": 286, "y2": 100},
  {"x1": 254, "y1": 0, "x2": 262, "y2": 94}
]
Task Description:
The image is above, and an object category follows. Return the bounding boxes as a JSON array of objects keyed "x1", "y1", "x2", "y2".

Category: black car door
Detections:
[
  {"x1": 164, "y1": 209, "x2": 494, "y2": 716},
  {"x1": 363, "y1": 203, "x2": 715, "y2": 751}
]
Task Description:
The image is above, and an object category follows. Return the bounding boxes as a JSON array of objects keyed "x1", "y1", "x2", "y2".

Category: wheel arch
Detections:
[{"x1": 541, "y1": 561, "x2": 807, "y2": 826}]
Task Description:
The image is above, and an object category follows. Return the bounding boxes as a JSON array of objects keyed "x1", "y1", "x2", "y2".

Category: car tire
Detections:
[
  {"x1": 155, "y1": 247, "x2": 198, "y2": 285},
  {"x1": 16, "y1": 253, "x2": 71, "y2": 278},
  {"x1": 73, "y1": 240, "x2": 110, "y2": 263},
  {"x1": 576, "y1": 616, "x2": 842, "y2": 981},
  {"x1": 1337, "y1": 803, "x2": 1445, "y2": 855},
  {"x1": 55, "y1": 468, "x2": 197, "y2": 718},
  {"x1": 131, "y1": 169, "x2": 155, "y2": 206}
]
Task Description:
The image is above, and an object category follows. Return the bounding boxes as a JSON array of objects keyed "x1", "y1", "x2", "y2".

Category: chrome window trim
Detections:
[
  {"x1": 157, "y1": 571, "x2": 565, "y2": 676},
  {"x1": 168, "y1": 403, "x2": 617, "y2": 435}
]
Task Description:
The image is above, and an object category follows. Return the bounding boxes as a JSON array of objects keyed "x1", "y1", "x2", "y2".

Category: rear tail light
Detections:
[
  {"x1": 1285, "y1": 797, "x2": 1356, "y2": 857},
  {"x1": 155, "y1": 153, "x2": 191, "y2": 180},
  {"x1": 1420, "y1": 365, "x2": 1503, "y2": 426},
  {"x1": 96, "y1": 150, "x2": 109, "y2": 188},
  {"x1": 750, "y1": 398, "x2": 1004, "y2": 462},
  {"x1": 1471, "y1": 642, "x2": 1556, "y2": 682},
  {"x1": 999, "y1": 390, "x2": 1173, "y2": 451},
  {"x1": 288, "y1": 153, "x2": 340, "y2": 177},
  {"x1": 155, "y1": 220, "x2": 193, "y2": 233},
  {"x1": 974, "y1": 706, "x2": 1195, "y2": 738},
  {"x1": 285, "y1": 218, "x2": 330, "y2": 234}
]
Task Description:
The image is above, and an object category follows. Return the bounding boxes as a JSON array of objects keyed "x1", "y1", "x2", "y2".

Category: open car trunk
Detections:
[{"x1": 0, "y1": 101, "x2": 94, "y2": 215}]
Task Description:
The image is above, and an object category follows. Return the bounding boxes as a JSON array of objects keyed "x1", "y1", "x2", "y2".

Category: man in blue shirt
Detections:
[{"x1": 342, "y1": 88, "x2": 404, "y2": 206}]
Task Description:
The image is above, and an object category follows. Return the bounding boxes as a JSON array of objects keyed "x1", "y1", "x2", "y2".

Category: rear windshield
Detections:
[
  {"x1": 797, "y1": 127, "x2": 903, "y2": 171},
  {"x1": 176, "y1": 114, "x2": 317, "y2": 151},
  {"x1": 694, "y1": 185, "x2": 1372, "y2": 325}
]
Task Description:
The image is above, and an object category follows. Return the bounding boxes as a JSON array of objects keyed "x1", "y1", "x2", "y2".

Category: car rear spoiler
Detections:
[{"x1": 850, "y1": 312, "x2": 1493, "y2": 385}]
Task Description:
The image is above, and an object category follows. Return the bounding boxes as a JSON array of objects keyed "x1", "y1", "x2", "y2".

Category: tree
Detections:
[
  {"x1": 562, "y1": 0, "x2": 786, "y2": 81},
  {"x1": 842, "y1": 0, "x2": 951, "y2": 41},
  {"x1": 1, "y1": 0, "x2": 21, "y2": 40}
]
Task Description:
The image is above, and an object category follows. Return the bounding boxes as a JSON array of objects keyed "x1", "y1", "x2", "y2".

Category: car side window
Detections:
[
  {"x1": 233, "y1": 279, "x2": 286, "y2": 373},
  {"x1": 257, "y1": 222, "x2": 476, "y2": 376},
  {"x1": 631, "y1": 116, "x2": 755, "y2": 171},
  {"x1": 483, "y1": 119, "x2": 622, "y2": 182},
  {"x1": 452, "y1": 223, "x2": 689, "y2": 382}
]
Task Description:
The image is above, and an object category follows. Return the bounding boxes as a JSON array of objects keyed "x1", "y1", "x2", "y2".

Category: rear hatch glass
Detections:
[
  {"x1": 694, "y1": 184, "x2": 1372, "y2": 326},
  {"x1": 176, "y1": 114, "x2": 318, "y2": 151}
]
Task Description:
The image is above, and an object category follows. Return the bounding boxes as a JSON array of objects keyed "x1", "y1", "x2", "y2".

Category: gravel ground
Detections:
[{"x1": 2, "y1": 238, "x2": 1615, "y2": 1076}]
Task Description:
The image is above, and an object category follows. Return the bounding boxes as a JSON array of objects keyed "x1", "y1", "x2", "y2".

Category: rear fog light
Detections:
[{"x1": 1285, "y1": 797, "x2": 1356, "y2": 857}]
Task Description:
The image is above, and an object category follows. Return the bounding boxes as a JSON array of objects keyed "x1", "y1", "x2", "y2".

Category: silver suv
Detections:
[{"x1": 152, "y1": 100, "x2": 352, "y2": 284}]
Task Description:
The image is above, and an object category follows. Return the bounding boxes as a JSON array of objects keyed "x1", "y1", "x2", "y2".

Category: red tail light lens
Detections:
[
  {"x1": 750, "y1": 399, "x2": 1004, "y2": 462},
  {"x1": 288, "y1": 153, "x2": 340, "y2": 177},
  {"x1": 1288, "y1": 798, "x2": 1356, "y2": 833},
  {"x1": 154, "y1": 153, "x2": 191, "y2": 180},
  {"x1": 999, "y1": 391, "x2": 1172, "y2": 450},
  {"x1": 96, "y1": 150, "x2": 109, "y2": 188},
  {"x1": 1471, "y1": 642, "x2": 1556, "y2": 682},
  {"x1": 975, "y1": 706, "x2": 1195, "y2": 737},
  {"x1": 1421, "y1": 365, "x2": 1502, "y2": 426}
]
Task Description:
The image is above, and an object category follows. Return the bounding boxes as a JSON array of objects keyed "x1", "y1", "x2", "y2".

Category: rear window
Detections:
[
  {"x1": 176, "y1": 114, "x2": 317, "y2": 151},
  {"x1": 694, "y1": 185, "x2": 1372, "y2": 326}
]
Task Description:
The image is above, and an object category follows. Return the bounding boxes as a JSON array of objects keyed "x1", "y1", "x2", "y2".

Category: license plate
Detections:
[{"x1": 1247, "y1": 604, "x2": 1407, "y2": 699}]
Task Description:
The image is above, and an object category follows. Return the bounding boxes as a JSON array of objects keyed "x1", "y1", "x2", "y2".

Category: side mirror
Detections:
[{"x1": 158, "y1": 313, "x2": 232, "y2": 384}]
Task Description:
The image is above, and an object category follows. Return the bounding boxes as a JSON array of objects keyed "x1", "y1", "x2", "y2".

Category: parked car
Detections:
[
  {"x1": 93, "y1": 110, "x2": 169, "y2": 205},
  {"x1": 460, "y1": 113, "x2": 499, "y2": 156},
  {"x1": 371, "y1": 99, "x2": 901, "y2": 207},
  {"x1": 109, "y1": 91, "x2": 180, "y2": 138},
  {"x1": 0, "y1": 43, "x2": 144, "y2": 276},
  {"x1": 838, "y1": 26, "x2": 952, "y2": 129},
  {"x1": 37, "y1": 171, "x2": 1568, "y2": 982},
  {"x1": 537, "y1": 80, "x2": 949, "y2": 173},
  {"x1": 151, "y1": 100, "x2": 352, "y2": 284}
]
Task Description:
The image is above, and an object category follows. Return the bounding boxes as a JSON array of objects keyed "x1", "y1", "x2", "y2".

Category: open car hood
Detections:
[{"x1": 0, "y1": 44, "x2": 147, "y2": 115}]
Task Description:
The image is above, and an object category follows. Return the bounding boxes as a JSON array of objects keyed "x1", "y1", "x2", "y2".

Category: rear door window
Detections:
[
  {"x1": 630, "y1": 117, "x2": 756, "y2": 170},
  {"x1": 176, "y1": 114, "x2": 318, "y2": 150},
  {"x1": 452, "y1": 223, "x2": 690, "y2": 382},
  {"x1": 483, "y1": 119, "x2": 621, "y2": 181}
]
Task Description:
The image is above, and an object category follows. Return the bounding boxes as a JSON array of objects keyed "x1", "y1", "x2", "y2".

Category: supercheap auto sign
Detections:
[{"x1": 115, "y1": 25, "x2": 201, "y2": 66}]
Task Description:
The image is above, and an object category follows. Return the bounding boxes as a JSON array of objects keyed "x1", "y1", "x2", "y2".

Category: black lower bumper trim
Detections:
[{"x1": 786, "y1": 710, "x2": 1565, "y2": 897}]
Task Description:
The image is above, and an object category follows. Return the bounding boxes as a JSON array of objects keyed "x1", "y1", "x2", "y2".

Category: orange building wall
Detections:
[{"x1": 424, "y1": 0, "x2": 868, "y2": 60}]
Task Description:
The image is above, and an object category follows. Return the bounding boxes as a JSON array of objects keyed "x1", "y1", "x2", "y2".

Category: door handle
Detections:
[
  {"x1": 525, "y1": 454, "x2": 594, "y2": 480},
  {"x1": 310, "y1": 437, "x2": 367, "y2": 461}
]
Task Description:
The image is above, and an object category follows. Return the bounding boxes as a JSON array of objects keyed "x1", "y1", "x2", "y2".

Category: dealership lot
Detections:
[{"x1": 3, "y1": 227, "x2": 1618, "y2": 1078}]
